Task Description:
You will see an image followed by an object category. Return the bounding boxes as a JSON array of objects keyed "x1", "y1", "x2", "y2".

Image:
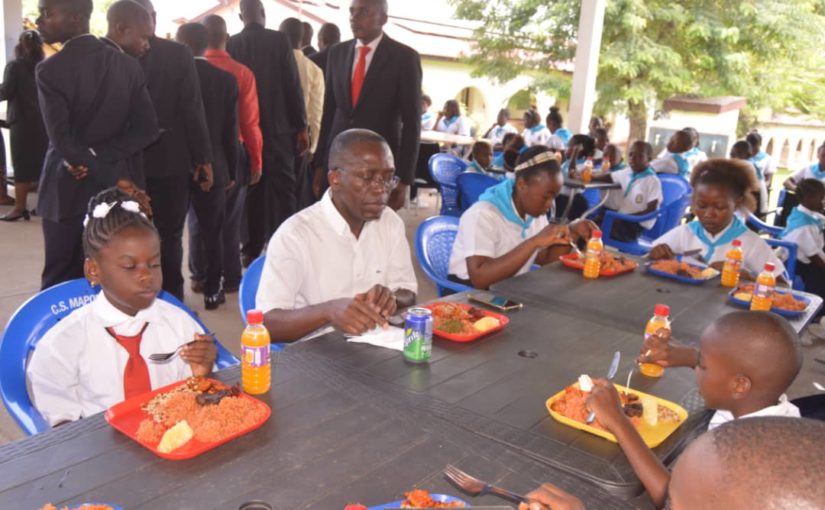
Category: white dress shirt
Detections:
[
  {"x1": 611, "y1": 169, "x2": 663, "y2": 229},
  {"x1": 488, "y1": 123, "x2": 517, "y2": 146},
  {"x1": 653, "y1": 220, "x2": 786, "y2": 277},
  {"x1": 256, "y1": 190, "x2": 418, "y2": 338},
  {"x1": 650, "y1": 154, "x2": 682, "y2": 175},
  {"x1": 780, "y1": 205, "x2": 825, "y2": 264},
  {"x1": 27, "y1": 292, "x2": 201, "y2": 426},
  {"x1": 790, "y1": 163, "x2": 825, "y2": 184},
  {"x1": 293, "y1": 49, "x2": 325, "y2": 153},
  {"x1": 521, "y1": 126, "x2": 553, "y2": 148},
  {"x1": 352, "y1": 33, "x2": 384, "y2": 78},
  {"x1": 448, "y1": 200, "x2": 549, "y2": 280},
  {"x1": 708, "y1": 394, "x2": 800, "y2": 430}
]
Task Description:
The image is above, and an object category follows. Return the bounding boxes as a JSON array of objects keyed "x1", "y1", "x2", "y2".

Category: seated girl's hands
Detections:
[
  {"x1": 569, "y1": 220, "x2": 599, "y2": 243},
  {"x1": 648, "y1": 244, "x2": 675, "y2": 260},
  {"x1": 518, "y1": 483, "x2": 585, "y2": 510},
  {"x1": 638, "y1": 328, "x2": 698, "y2": 369},
  {"x1": 182, "y1": 333, "x2": 217, "y2": 377},
  {"x1": 534, "y1": 224, "x2": 571, "y2": 249},
  {"x1": 585, "y1": 379, "x2": 626, "y2": 432}
]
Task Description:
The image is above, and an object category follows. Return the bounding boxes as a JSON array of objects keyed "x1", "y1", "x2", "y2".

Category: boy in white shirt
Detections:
[
  {"x1": 28, "y1": 188, "x2": 216, "y2": 427},
  {"x1": 784, "y1": 142, "x2": 825, "y2": 192},
  {"x1": 780, "y1": 179, "x2": 825, "y2": 313},
  {"x1": 651, "y1": 130, "x2": 694, "y2": 178},
  {"x1": 483, "y1": 108, "x2": 518, "y2": 149},
  {"x1": 464, "y1": 141, "x2": 502, "y2": 180},
  {"x1": 420, "y1": 94, "x2": 435, "y2": 131}
]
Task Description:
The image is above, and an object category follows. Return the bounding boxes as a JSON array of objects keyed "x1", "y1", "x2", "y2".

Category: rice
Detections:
[{"x1": 136, "y1": 418, "x2": 166, "y2": 444}]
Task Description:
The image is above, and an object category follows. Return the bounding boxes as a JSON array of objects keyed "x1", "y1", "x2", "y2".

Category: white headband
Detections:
[
  {"x1": 514, "y1": 151, "x2": 558, "y2": 173},
  {"x1": 83, "y1": 200, "x2": 146, "y2": 228}
]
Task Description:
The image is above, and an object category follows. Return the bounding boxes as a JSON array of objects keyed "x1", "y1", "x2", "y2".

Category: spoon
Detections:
[
  {"x1": 624, "y1": 367, "x2": 634, "y2": 397},
  {"x1": 586, "y1": 350, "x2": 621, "y2": 424}
]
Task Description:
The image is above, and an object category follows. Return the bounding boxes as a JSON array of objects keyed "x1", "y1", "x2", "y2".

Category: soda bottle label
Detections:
[
  {"x1": 242, "y1": 345, "x2": 270, "y2": 368},
  {"x1": 726, "y1": 259, "x2": 741, "y2": 271},
  {"x1": 753, "y1": 282, "x2": 773, "y2": 299}
]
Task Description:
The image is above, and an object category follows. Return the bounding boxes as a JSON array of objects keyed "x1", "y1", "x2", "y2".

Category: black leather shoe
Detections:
[
  {"x1": 204, "y1": 290, "x2": 225, "y2": 310},
  {"x1": 0, "y1": 209, "x2": 30, "y2": 222}
]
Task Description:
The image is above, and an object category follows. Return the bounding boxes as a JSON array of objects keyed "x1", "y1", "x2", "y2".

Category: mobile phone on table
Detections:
[{"x1": 469, "y1": 292, "x2": 523, "y2": 312}]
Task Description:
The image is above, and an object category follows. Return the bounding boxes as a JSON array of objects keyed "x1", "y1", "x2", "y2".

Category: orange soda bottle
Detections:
[
  {"x1": 750, "y1": 263, "x2": 776, "y2": 311},
  {"x1": 720, "y1": 239, "x2": 744, "y2": 288},
  {"x1": 583, "y1": 231, "x2": 603, "y2": 279},
  {"x1": 640, "y1": 304, "x2": 670, "y2": 377},
  {"x1": 241, "y1": 310, "x2": 271, "y2": 394},
  {"x1": 581, "y1": 157, "x2": 594, "y2": 183}
]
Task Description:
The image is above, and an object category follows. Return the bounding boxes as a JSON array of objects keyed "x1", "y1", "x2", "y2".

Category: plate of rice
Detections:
[{"x1": 105, "y1": 377, "x2": 271, "y2": 460}]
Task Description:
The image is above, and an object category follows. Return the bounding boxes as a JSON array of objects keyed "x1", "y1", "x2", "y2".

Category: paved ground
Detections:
[{"x1": 1, "y1": 186, "x2": 823, "y2": 445}]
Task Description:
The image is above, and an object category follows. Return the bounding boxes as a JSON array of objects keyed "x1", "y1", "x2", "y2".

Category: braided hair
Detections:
[{"x1": 82, "y1": 187, "x2": 157, "y2": 258}]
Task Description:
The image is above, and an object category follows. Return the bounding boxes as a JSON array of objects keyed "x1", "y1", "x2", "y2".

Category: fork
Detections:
[
  {"x1": 148, "y1": 339, "x2": 201, "y2": 363},
  {"x1": 443, "y1": 465, "x2": 528, "y2": 504}
]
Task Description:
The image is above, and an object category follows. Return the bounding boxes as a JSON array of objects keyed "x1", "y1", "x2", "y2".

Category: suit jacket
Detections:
[
  {"x1": 316, "y1": 35, "x2": 422, "y2": 184},
  {"x1": 193, "y1": 58, "x2": 239, "y2": 188},
  {"x1": 308, "y1": 46, "x2": 330, "y2": 76},
  {"x1": 140, "y1": 37, "x2": 212, "y2": 179},
  {"x1": 36, "y1": 35, "x2": 159, "y2": 222},
  {"x1": 302, "y1": 45, "x2": 317, "y2": 56}
]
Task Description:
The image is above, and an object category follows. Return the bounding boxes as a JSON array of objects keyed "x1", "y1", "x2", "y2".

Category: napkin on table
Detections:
[{"x1": 347, "y1": 326, "x2": 405, "y2": 351}]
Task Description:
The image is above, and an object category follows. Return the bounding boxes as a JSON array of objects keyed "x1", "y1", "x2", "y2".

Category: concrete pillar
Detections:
[
  {"x1": 2, "y1": 0, "x2": 23, "y2": 65},
  {"x1": 567, "y1": 0, "x2": 606, "y2": 135}
]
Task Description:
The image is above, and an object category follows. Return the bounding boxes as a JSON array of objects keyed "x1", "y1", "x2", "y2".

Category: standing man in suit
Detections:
[
  {"x1": 314, "y1": 0, "x2": 422, "y2": 211},
  {"x1": 228, "y1": 0, "x2": 309, "y2": 266},
  {"x1": 131, "y1": 0, "x2": 214, "y2": 301},
  {"x1": 176, "y1": 23, "x2": 239, "y2": 310},
  {"x1": 301, "y1": 22, "x2": 317, "y2": 56},
  {"x1": 308, "y1": 22, "x2": 340, "y2": 76},
  {"x1": 35, "y1": 0, "x2": 158, "y2": 289},
  {"x1": 202, "y1": 14, "x2": 263, "y2": 295}
]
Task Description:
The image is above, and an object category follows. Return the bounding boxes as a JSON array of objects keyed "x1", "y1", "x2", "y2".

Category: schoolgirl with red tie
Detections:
[{"x1": 27, "y1": 188, "x2": 216, "y2": 427}]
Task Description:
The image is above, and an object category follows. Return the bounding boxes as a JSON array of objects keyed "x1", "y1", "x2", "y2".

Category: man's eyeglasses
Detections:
[{"x1": 338, "y1": 169, "x2": 400, "y2": 191}]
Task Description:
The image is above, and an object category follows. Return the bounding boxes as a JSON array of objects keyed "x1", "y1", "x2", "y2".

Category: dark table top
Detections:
[
  {"x1": 0, "y1": 353, "x2": 634, "y2": 510},
  {"x1": 563, "y1": 179, "x2": 621, "y2": 190},
  {"x1": 491, "y1": 260, "x2": 823, "y2": 341}
]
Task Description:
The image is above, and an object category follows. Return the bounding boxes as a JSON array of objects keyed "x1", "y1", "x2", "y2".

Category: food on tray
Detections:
[
  {"x1": 549, "y1": 377, "x2": 681, "y2": 431},
  {"x1": 134, "y1": 377, "x2": 268, "y2": 450},
  {"x1": 733, "y1": 284, "x2": 808, "y2": 312},
  {"x1": 568, "y1": 251, "x2": 637, "y2": 273},
  {"x1": 39, "y1": 505, "x2": 115, "y2": 510},
  {"x1": 343, "y1": 505, "x2": 368, "y2": 510},
  {"x1": 429, "y1": 302, "x2": 496, "y2": 335},
  {"x1": 649, "y1": 259, "x2": 715, "y2": 280},
  {"x1": 401, "y1": 490, "x2": 465, "y2": 508}
]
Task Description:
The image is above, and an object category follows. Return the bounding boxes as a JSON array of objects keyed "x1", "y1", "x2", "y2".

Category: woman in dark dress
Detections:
[{"x1": 0, "y1": 31, "x2": 48, "y2": 221}]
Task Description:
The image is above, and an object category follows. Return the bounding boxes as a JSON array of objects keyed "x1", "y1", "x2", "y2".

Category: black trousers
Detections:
[
  {"x1": 146, "y1": 174, "x2": 190, "y2": 300},
  {"x1": 187, "y1": 183, "x2": 226, "y2": 296},
  {"x1": 798, "y1": 261, "x2": 825, "y2": 317},
  {"x1": 242, "y1": 134, "x2": 296, "y2": 259},
  {"x1": 190, "y1": 150, "x2": 248, "y2": 290},
  {"x1": 41, "y1": 215, "x2": 85, "y2": 290}
]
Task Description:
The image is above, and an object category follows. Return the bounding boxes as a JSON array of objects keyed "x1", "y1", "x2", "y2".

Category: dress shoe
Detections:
[
  {"x1": 204, "y1": 290, "x2": 226, "y2": 310},
  {"x1": 190, "y1": 280, "x2": 204, "y2": 294},
  {"x1": 0, "y1": 210, "x2": 30, "y2": 222}
]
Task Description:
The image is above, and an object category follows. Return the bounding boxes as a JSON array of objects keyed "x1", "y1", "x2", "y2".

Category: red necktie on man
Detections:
[
  {"x1": 351, "y1": 45, "x2": 371, "y2": 107},
  {"x1": 107, "y1": 324, "x2": 152, "y2": 399}
]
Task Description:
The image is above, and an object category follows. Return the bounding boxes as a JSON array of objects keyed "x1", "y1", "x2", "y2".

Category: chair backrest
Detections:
[
  {"x1": 765, "y1": 238, "x2": 798, "y2": 285},
  {"x1": 239, "y1": 255, "x2": 266, "y2": 325},
  {"x1": 642, "y1": 179, "x2": 692, "y2": 239},
  {"x1": 429, "y1": 153, "x2": 468, "y2": 216},
  {"x1": 747, "y1": 212, "x2": 783, "y2": 238},
  {"x1": 0, "y1": 279, "x2": 239, "y2": 436},
  {"x1": 456, "y1": 172, "x2": 499, "y2": 212},
  {"x1": 415, "y1": 215, "x2": 472, "y2": 296}
]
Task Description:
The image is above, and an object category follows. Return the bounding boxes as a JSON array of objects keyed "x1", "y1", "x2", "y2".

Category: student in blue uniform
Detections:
[
  {"x1": 747, "y1": 131, "x2": 775, "y2": 194},
  {"x1": 546, "y1": 106, "x2": 571, "y2": 147},
  {"x1": 780, "y1": 179, "x2": 825, "y2": 314},
  {"x1": 522, "y1": 109, "x2": 554, "y2": 148},
  {"x1": 554, "y1": 134, "x2": 595, "y2": 221},
  {"x1": 651, "y1": 130, "x2": 694, "y2": 179},
  {"x1": 483, "y1": 108, "x2": 518, "y2": 149},
  {"x1": 464, "y1": 141, "x2": 502, "y2": 180},
  {"x1": 420, "y1": 94, "x2": 435, "y2": 131},
  {"x1": 604, "y1": 144, "x2": 626, "y2": 172}
]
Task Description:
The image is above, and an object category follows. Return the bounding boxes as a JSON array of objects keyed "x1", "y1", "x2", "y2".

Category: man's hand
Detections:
[
  {"x1": 181, "y1": 333, "x2": 217, "y2": 377},
  {"x1": 194, "y1": 163, "x2": 214, "y2": 192},
  {"x1": 65, "y1": 161, "x2": 89, "y2": 180},
  {"x1": 533, "y1": 224, "x2": 571, "y2": 249},
  {"x1": 363, "y1": 284, "x2": 396, "y2": 319},
  {"x1": 648, "y1": 244, "x2": 675, "y2": 260},
  {"x1": 569, "y1": 220, "x2": 600, "y2": 243},
  {"x1": 326, "y1": 297, "x2": 387, "y2": 336},
  {"x1": 249, "y1": 169, "x2": 262, "y2": 186},
  {"x1": 585, "y1": 378, "x2": 626, "y2": 433},
  {"x1": 518, "y1": 483, "x2": 586, "y2": 510},
  {"x1": 116, "y1": 179, "x2": 153, "y2": 218},
  {"x1": 296, "y1": 128, "x2": 310, "y2": 157},
  {"x1": 226, "y1": 180, "x2": 236, "y2": 192},
  {"x1": 639, "y1": 328, "x2": 699, "y2": 368}
]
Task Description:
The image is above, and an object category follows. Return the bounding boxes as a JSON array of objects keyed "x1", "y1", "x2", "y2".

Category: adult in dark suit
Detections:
[
  {"x1": 301, "y1": 21, "x2": 316, "y2": 56},
  {"x1": 314, "y1": 0, "x2": 422, "y2": 211},
  {"x1": 0, "y1": 30, "x2": 48, "y2": 221},
  {"x1": 308, "y1": 22, "x2": 341, "y2": 76},
  {"x1": 35, "y1": 0, "x2": 158, "y2": 289},
  {"x1": 228, "y1": 0, "x2": 309, "y2": 265},
  {"x1": 177, "y1": 23, "x2": 239, "y2": 310},
  {"x1": 131, "y1": 0, "x2": 214, "y2": 301}
]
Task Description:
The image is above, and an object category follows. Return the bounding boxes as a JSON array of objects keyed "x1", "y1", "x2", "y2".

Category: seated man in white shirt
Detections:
[{"x1": 257, "y1": 129, "x2": 418, "y2": 342}]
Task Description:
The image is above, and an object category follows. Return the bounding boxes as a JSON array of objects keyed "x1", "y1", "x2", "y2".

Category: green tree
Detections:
[{"x1": 451, "y1": 0, "x2": 825, "y2": 140}]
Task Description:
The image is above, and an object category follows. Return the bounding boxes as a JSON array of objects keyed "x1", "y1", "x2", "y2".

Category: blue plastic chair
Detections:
[
  {"x1": 238, "y1": 255, "x2": 286, "y2": 352},
  {"x1": 415, "y1": 215, "x2": 473, "y2": 297},
  {"x1": 601, "y1": 178, "x2": 692, "y2": 255},
  {"x1": 764, "y1": 238, "x2": 802, "y2": 289},
  {"x1": 429, "y1": 153, "x2": 468, "y2": 217},
  {"x1": 747, "y1": 212, "x2": 783, "y2": 237},
  {"x1": 0, "y1": 279, "x2": 239, "y2": 436},
  {"x1": 456, "y1": 172, "x2": 499, "y2": 213}
]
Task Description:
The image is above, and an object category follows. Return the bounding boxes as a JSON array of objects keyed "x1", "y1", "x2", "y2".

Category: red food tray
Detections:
[
  {"x1": 104, "y1": 378, "x2": 271, "y2": 460},
  {"x1": 422, "y1": 302, "x2": 510, "y2": 342},
  {"x1": 559, "y1": 253, "x2": 638, "y2": 277}
]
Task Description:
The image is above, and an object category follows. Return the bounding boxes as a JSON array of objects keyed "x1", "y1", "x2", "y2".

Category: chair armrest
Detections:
[{"x1": 603, "y1": 208, "x2": 661, "y2": 223}]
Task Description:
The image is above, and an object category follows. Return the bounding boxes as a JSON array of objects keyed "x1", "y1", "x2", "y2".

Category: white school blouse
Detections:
[
  {"x1": 653, "y1": 221, "x2": 786, "y2": 277},
  {"x1": 27, "y1": 292, "x2": 200, "y2": 426},
  {"x1": 448, "y1": 200, "x2": 549, "y2": 280},
  {"x1": 610, "y1": 169, "x2": 663, "y2": 229},
  {"x1": 256, "y1": 191, "x2": 418, "y2": 333},
  {"x1": 488, "y1": 123, "x2": 517, "y2": 146},
  {"x1": 781, "y1": 206, "x2": 825, "y2": 264},
  {"x1": 435, "y1": 116, "x2": 471, "y2": 137},
  {"x1": 521, "y1": 126, "x2": 556, "y2": 148},
  {"x1": 708, "y1": 394, "x2": 800, "y2": 430},
  {"x1": 790, "y1": 162, "x2": 825, "y2": 184}
]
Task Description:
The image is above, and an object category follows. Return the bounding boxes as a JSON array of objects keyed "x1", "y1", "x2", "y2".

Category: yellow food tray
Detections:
[{"x1": 545, "y1": 383, "x2": 689, "y2": 448}]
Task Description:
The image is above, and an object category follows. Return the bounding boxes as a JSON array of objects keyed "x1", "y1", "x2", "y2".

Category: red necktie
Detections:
[
  {"x1": 351, "y1": 45, "x2": 371, "y2": 107},
  {"x1": 107, "y1": 324, "x2": 152, "y2": 399}
]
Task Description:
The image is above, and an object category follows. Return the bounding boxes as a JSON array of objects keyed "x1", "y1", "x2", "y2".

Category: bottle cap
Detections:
[
  {"x1": 732, "y1": 239, "x2": 742, "y2": 247},
  {"x1": 592, "y1": 230, "x2": 603, "y2": 239},
  {"x1": 654, "y1": 304, "x2": 670, "y2": 316},
  {"x1": 247, "y1": 309, "x2": 264, "y2": 325},
  {"x1": 764, "y1": 262, "x2": 775, "y2": 272}
]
